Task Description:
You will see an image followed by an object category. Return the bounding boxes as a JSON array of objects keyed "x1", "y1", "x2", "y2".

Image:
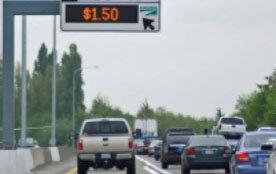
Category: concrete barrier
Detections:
[
  {"x1": 0, "y1": 146, "x2": 75, "y2": 174},
  {"x1": 58, "y1": 146, "x2": 76, "y2": 161}
]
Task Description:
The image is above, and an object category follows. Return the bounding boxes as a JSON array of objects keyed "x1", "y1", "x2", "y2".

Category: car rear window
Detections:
[
  {"x1": 221, "y1": 118, "x2": 244, "y2": 125},
  {"x1": 83, "y1": 121, "x2": 128, "y2": 135},
  {"x1": 189, "y1": 136, "x2": 227, "y2": 146},
  {"x1": 245, "y1": 134, "x2": 276, "y2": 147}
]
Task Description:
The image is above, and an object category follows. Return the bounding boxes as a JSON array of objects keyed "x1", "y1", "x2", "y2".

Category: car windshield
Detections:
[
  {"x1": 245, "y1": 134, "x2": 276, "y2": 147},
  {"x1": 221, "y1": 118, "x2": 244, "y2": 125},
  {"x1": 83, "y1": 121, "x2": 128, "y2": 135},
  {"x1": 190, "y1": 136, "x2": 227, "y2": 146}
]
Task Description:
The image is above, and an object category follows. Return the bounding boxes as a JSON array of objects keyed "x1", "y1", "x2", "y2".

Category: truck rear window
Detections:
[
  {"x1": 221, "y1": 118, "x2": 244, "y2": 125},
  {"x1": 83, "y1": 121, "x2": 128, "y2": 135}
]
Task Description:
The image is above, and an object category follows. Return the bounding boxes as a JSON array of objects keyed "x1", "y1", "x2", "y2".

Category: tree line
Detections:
[
  {"x1": 1, "y1": 43, "x2": 220, "y2": 146},
  {"x1": 234, "y1": 71, "x2": 276, "y2": 130}
]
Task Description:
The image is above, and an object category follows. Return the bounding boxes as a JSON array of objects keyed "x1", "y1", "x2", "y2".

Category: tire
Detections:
[
  {"x1": 127, "y1": 158, "x2": 136, "y2": 174},
  {"x1": 225, "y1": 166, "x2": 230, "y2": 174},
  {"x1": 161, "y1": 161, "x2": 168, "y2": 169},
  {"x1": 182, "y1": 166, "x2": 190, "y2": 174},
  {"x1": 77, "y1": 158, "x2": 89, "y2": 174}
]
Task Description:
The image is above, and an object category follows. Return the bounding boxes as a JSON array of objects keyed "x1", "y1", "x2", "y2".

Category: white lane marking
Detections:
[
  {"x1": 144, "y1": 166, "x2": 159, "y2": 174},
  {"x1": 136, "y1": 155, "x2": 172, "y2": 174}
]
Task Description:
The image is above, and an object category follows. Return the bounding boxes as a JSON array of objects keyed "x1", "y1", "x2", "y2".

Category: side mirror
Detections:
[{"x1": 261, "y1": 143, "x2": 274, "y2": 151}]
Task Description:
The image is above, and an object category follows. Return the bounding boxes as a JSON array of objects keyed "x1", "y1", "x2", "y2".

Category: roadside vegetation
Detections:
[
  {"x1": 2, "y1": 43, "x2": 275, "y2": 146},
  {"x1": 234, "y1": 71, "x2": 276, "y2": 130}
]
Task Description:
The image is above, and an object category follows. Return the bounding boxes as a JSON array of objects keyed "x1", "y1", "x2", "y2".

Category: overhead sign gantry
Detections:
[
  {"x1": 61, "y1": 0, "x2": 160, "y2": 32},
  {"x1": 2, "y1": 0, "x2": 161, "y2": 148}
]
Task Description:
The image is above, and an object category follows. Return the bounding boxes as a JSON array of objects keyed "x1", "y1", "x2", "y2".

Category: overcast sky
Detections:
[{"x1": 1, "y1": 0, "x2": 276, "y2": 117}]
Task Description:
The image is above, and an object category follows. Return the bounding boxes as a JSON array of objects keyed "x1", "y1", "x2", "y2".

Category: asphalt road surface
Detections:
[{"x1": 30, "y1": 155, "x2": 226, "y2": 174}]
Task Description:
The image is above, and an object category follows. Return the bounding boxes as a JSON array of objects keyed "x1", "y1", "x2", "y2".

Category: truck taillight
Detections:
[
  {"x1": 78, "y1": 139, "x2": 83, "y2": 150},
  {"x1": 128, "y1": 138, "x2": 133, "y2": 149}
]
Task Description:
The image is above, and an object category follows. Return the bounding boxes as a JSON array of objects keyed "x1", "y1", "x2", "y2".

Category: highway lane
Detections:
[
  {"x1": 139, "y1": 155, "x2": 225, "y2": 174},
  {"x1": 30, "y1": 155, "x2": 226, "y2": 174}
]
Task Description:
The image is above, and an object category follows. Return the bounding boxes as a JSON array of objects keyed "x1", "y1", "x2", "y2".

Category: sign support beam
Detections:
[{"x1": 2, "y1": 0, "x2": 59, "y2": 148}]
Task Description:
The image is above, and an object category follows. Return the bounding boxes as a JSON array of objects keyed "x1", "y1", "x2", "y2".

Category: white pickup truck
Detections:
[
  {"x1": 77, "y1": 118, "x2": 135, "y2": 174},
  {"x1": 213, "y1": 116, "x2": 246, "y2": 137}
]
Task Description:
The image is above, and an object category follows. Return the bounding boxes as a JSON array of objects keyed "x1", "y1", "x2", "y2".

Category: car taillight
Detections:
[
  {"x1": 223, "y1": 146, "x2": 230, "y2": 153},
  {"x1": 78, "y1": 139, "x2": 83, "y2": 150},
  {"x1": 128, "y1": 138, "x2": 133, "y2": 149},
  {"x1": 236, "y1": 151, "x2": 249, "y2": 162},
  {"x1": 187, "y1": 148, "x2": 195, "y2": 155},
  {"x1": 219, "y1": 124, "x2": 222, "y2": 130}
]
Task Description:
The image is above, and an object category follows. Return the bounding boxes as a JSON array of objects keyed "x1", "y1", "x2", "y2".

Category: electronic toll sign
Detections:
[{"x1": 61, "y1": 0, "x2": 160, "y2": 32}]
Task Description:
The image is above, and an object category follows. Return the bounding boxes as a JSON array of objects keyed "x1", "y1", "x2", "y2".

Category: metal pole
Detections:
[
  {"x1": 2, "y1": 2, "x2": 15, "y2": 149},
  {"x1": 72, "y1": 69, "x2": 77, "y2": 148},
  {"x1": 50, "y1": 15, "x2": 57, "y2": 146},
  {"x1": 21, "y1": 15, "x2": 27, "y2": 147}
]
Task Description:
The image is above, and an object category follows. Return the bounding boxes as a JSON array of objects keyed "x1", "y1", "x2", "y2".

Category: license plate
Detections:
[
  {"x1": 205, "y1": 150, "x2": 214, "y2": 155},
  {"x1": 101, "y1": 153, "x2": 111, "y2": 159}
]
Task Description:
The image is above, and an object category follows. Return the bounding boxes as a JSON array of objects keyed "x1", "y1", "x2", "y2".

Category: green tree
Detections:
[
  {"x1": 34, "y1": 43, "x2": 52, "y2": 76},
  {"x1": 59, "y1": 44, "x2": 85, "y2": 118},
  {"x1": 137, "y1": 99, "x2": 154, "y2": 119}
]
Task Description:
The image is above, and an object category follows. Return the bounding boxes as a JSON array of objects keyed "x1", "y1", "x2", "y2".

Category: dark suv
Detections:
[{"x1": 161, "y1": 128, "x2": 195, "y2": 169}]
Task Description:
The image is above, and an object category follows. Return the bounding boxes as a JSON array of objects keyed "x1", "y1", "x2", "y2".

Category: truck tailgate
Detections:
[
  {"x1": 81, "y1": 136, "x2": 131, "y2": 153},
  {"x1": 221, "y1": 124, "x2": 245, "y2": 133}
]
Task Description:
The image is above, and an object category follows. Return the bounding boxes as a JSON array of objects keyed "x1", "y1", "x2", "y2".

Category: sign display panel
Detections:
[{"x1": 61, "y1": 0, "x2": 160, "y2": 32}]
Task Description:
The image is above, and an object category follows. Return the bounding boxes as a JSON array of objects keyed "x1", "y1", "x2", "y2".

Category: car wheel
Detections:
[
  {"x1": 225, "y1": 167, "x2": 230, "y2": 174},
  {"x1": 183, "y1": 167, "x2": 190, "y2": 174},
  {"x1": 77, "y1": 158, "x2": 89, "y2": 174},
  {"x1": 127, "y1": 158, "x2": 136, "y2": 174},
  {"x1": 161, "y1": 161, "x2": 168, "y2": 169}
]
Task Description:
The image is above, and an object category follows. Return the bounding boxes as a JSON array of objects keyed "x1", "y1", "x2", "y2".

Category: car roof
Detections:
[
  {"x1": 245, "y1": 131, "x2": 276, "y2": 136},
  {"x1": 220, "y1": 116, "x2": 244, "y2": 119},
  {"x1": 191, "y1": 135, "x2": 224, "y2": 138},
  {"x1": 83, "y1": 118, "x2": 127, "y2": 122}
]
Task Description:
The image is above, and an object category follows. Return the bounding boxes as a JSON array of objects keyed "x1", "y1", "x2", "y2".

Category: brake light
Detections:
[
  {"x1": 223, "y1": 146, "x2": 229, "y2": 153},
  {"x1": 187, "y1": 148, "x2": 195, "y2": 155},
  {"x1": 78, "y1": 139, "x2": 83, "y2": 150},
  {"x1": 219, "y1": 124, "x2": 222, "y2": 130},
  {"x1": 128, "y1": 138, "x2": 133, "y2": 149},
  {"x1": 236, "y1": 151, "x2": 249, "y2": 162}
]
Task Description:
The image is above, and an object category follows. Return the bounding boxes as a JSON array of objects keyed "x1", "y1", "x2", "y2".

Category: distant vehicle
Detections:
[
  {"x1": 134, "y1": 119, "x2": 158, "y2": 137},
  {"x1": 161, "y1": 128, "x2": 195, "y2": 169},
  {"x1": 134, "y1": 139, "x2": 145, "y2": 154},
  {"x1": 148, "y1": 139, "x2": 162, "y2": 157},
  {"x1": 230, "y1": 132, "x2": 276, "y2": 174},
  {"x1": 181, "y1": 135, "x2": 232, "y2": 174},
  {"x1": 154, "y1": 141, "x2": 162, "y2": 161},
  {"x1": 137, "y1": 136, "x2": 159, "y2": 155},
  {"x1": 17, "y1": 137, "x2": 39, "y2": 148},
  {"x1": 77, "y1": 118, "x2": 135, "y2": 174},
  {"x1": 213, "y1": 116, "x2": 246, "y2": 137},
  {"x1": 257, "y1": 127, "x2": 276, "y2": 132}
]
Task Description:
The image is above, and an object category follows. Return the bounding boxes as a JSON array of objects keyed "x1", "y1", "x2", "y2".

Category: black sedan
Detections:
[{"x1": 181, "y1": 135, "x2": 232, "y2": 174}]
